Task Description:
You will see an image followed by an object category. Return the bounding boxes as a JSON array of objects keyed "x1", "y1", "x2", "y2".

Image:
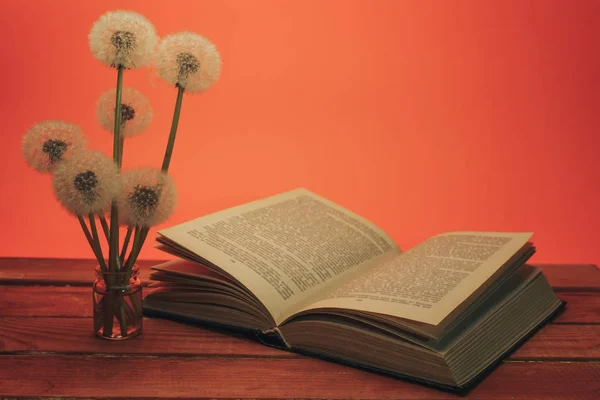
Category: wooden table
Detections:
[{"x1": 1, "y1": 259, "x2": 599, "y2": 399}]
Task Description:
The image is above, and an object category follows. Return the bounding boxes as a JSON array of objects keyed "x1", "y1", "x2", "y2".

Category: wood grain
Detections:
[
  {"x1": 1, "y1": 317, "x2": 599, "y2": 362},
  {"x1": 0, "y1": 356, "x2": 598, "y2": 399},
  {"x1": 0, "y1": 317, "x2": 600, "y2": 361},
  {"x1": 470, "y1": 361, "x2": 600, "y2": 400},
  {"x1": 538, "y1": 264, "x2": 600, "y2": 291},
  {"x1": 510, "y1": 324, "x2": 600, "y2": 360},
  {"x1": 554, "y1": 292, "x2": 600, "y2": 324},
  {"x1": 0, "y1": 286, "x2": 94, "y2": 317},
  {"x1": 0, "y1": 317, "x2": 285, "y2": 357},
  {"x1": 0, "y1": 286, "x2": 150, "y2": 317},
  {"x1": 0, "y1": 257, "x2": 159, "y2": 285}
]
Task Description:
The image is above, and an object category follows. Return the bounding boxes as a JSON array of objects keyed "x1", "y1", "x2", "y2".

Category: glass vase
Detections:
[{"x1": 93, "y1": 265, "x2": 143, "y2": 340}]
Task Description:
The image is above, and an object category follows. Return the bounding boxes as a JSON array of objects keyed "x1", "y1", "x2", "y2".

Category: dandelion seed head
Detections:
[
  {"x1": 73, "y1": 170, "x2": 99, "y2": 204},
  {"x1": 176, "y1": 52, "x2": 200, "y2": 78},
  {"x1": 96, "y1": 87, "x2": 153, "y2": 137},
  {"x1": 53, "y1": 150, "x2": 120, "y2": 216},
  {"x1": 22, "y1": 121, "x2": 86, "y2": 173},
  {"x1": 119, "y1": 168, "x2": 177, "y2": 227},
  {"x1": 121, "y1": 104, "x2": 136, "y2": 122},
  {"x1": 42, "y1": 139, "x2": 68, "y2": 163},
  {"x1": 156, "y1": 32, "x2": 221, "y2": 93},
  {"x1": 89, "y1": 10, "x2": 158, "y2": 69},
  {"x1": 111, "y1": 30, "x2": 136, "y2": 56}
]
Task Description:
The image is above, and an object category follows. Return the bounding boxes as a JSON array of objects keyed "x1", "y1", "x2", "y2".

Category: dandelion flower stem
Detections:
[
  {"x1": 124, "y1": 86, "x2": 185, "y2": 271},
  {"x1": 99, "y1": 214, "x2": 110, "y2": 242},
  {"x1": 77, "y1": 215, "x2": 107, "y2": 271},
  {"x1": 88, "y1": 213, "x2": 105, "y2": 267},
  {"x1": 118, "y1": 301, "x2": 128, "y2": 337},
  {"x1": 161, "y1": 85, "x2": 184, "y2": 172},
  {"x1": 120, "y1": 225, "x2": 134, "y2": 265},
  {"x1": 109, "y1": 199, "x2": 120, "y2": 269},
  {"x1": 118, "y1": 134, "x2": 125, "y2": 168},
  {"x1": 124, "y1": 225, "x2": 142, "y2": 271},
  {"x1": 88, "y1": 213, "x2": 99, "y2": 241},
  {"x1": 109, "y1": 65, "x2": 124, "y2": 272},
  {"x1": 114, "y1": 66, "x2": 124, "y2": 166},
  {"x1": 124, "y1": 227, "x2": 149, "y2": 278}
]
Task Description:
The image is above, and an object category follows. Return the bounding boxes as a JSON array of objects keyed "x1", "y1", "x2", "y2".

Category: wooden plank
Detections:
[
  {"x1": 0, "y1": 286, "x2": 150, "y2": 317},
  {"x1": 0, "y1": 317, "x2": 285, "y2": 357},
  {"x1": 0, "y1": 257, "x2": 160, "y2": 285},
  {"x1": 510, "y1": 324, "x2": 600, "y2": 360},
  {"x1": 0, "y1": 356, "x2": 598, "y2": 399},
  {"x1": 1, "y1": 258, "x2": 598, "y2": 290},
  {"x1": 0, "y1": 286, "x2": 94, "y2": 317},
  {"x1": 3, "y1": 286, "x2": 599, "y2": 324},
  {"x1": 469, "y1": 362, "x2": 600, "y2": 400},
  {"x1": 1, "y1": 317, "x2": 599, "y2": 361},
  {"x1": 555, "y1": 292, "x2": 600, "y2": 324},
  {"x1": 538, "y1": 264, "x2": 600, "y2": 291}
]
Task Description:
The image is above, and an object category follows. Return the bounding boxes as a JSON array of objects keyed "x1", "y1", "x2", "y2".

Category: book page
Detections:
[
  {"x1": 302, "y1": 232, "x2": 532, "y2": 325},
  {"x1": 157, "y1": 188, "x2": 400, "y2": 324}
]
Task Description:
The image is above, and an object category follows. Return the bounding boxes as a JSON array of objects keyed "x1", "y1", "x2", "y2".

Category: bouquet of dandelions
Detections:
[{"x1": 21, "y1": 10, "x2": 221, "y2": 340}]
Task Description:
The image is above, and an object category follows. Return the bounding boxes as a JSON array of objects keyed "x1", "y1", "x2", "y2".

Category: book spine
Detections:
[{"x1": 256, "y1": 327, "x2": 292, "y2": 350}]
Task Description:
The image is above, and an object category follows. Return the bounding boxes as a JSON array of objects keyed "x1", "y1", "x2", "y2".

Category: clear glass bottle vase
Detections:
[{"x1": 93, "y1": 265, "x2": 143, "y2": 340}]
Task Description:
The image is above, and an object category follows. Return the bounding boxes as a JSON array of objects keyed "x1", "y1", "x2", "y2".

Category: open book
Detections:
[{"x1": 143, "y1": 188, "x2": 564, "y2": 392}]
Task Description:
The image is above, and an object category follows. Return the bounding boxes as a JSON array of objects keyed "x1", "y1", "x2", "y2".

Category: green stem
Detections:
[
  {"x1": 123, "y1": 299, "x2": 137, "y2": 325},
  {"x1": 161, "y1": 86, "x2": 185, "y2": 172},
  {"x1": 87, "y1": 213, "x2": 105, "y2": 263},
  {"x1": 125, "y1": 228, "x2": 149, "y2": 273},
  {"x1": 124, "y1": 226, "x2": 142, "y2": 271},
  {"x1": 118, "y1": 300, "x2": 128, "y2": 337},
  {"x1": 103, "y1": 292, "x2": 115, "y2": 337},
  {"x1": 130, "y1": 292, "x2": 143, "y2": 319},
  {"x1": 120, "y1": 226, "x2": 134, "y2": 265},
  {"x1": 115, "y1": 251, "x2": 122, "y2": 271},
  {"x1": 114, "y1": 67, "x2": 124, "y2": 167},
  {"x1": 99, "y1": 214, "x2": 110, "y2": 242},
  {"x1": 77, "y1": 214, "x2": 93, "y2": 242},
  {"x1": 118, "y1": 134, "x2": 124, "y2": 168},
  {"x1": 88, "y1": 213, "x2": 98, "y2": 240},
  {"x1": 77, "y1": 215, "x2": 106, "y2": 271},
  {"x1": 109, "y1": 65, "x2": 124, "y2": 272}
]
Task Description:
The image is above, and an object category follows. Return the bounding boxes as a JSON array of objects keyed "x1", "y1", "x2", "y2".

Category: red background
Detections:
[{"x1": 1, "y1": 0, "x2": 598, "y2": 265}]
